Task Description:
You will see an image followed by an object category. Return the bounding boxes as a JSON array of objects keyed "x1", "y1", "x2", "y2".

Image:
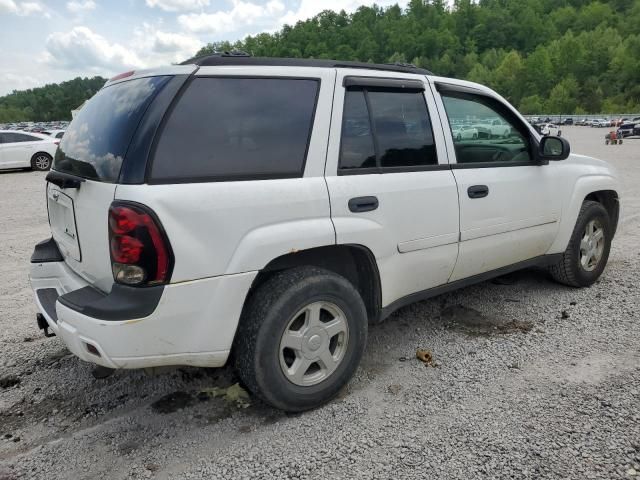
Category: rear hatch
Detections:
[{"x1": 48, "y1": 74, "x2": 173, "y2": 292}]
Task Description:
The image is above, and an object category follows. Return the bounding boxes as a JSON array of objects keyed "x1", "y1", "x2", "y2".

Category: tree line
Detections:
[
  {"x1": 1, "y1": 0, "x2": 639, "y2": 121},
  {"x1": 195, "y1": 0, "x2": 640, "y2": 115},
  {"x1": 0, "y1": 76, "x2": 106, "y2": 123}
]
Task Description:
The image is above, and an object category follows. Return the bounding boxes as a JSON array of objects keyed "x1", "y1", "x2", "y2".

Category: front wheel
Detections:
[
  {"x1": 549, "y1": 201, "x2": 612, "y2": 287},
  {"x1": 31, "y1": 153, "x2": 52, "y2": 171},
  {"x1": 233, "y1": 266, "x2": 368, "y2": 412}
]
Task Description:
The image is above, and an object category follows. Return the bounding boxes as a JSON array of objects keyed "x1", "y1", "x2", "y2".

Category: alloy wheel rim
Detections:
[
  {"x1": 579, "y1": 219, "x2": 605, "y2": 272},
  {"x1": 35, "y1": 156, "x2": 50, "y2": 169},
  {"x1": 279, "y1": 301, "x2": 349, "y2": 387}
]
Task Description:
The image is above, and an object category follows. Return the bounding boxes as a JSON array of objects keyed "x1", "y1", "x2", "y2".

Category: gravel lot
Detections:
[{"x1": 1, "y1": 126, "x2": 639, "y2": 480}]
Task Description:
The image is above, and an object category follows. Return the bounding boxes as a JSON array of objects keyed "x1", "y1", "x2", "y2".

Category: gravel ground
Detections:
[{"x1": 1, "y1": 126, "x2": 639, "y2": 480}]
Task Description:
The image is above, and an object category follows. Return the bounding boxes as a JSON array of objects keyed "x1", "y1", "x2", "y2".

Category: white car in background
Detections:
[
  {"x1": 474, "y1": 118, "x2": 512, "y2": 138},
  {"x1": 451, "y1": 124, "x2": 478, "y2": 140},
  {"x1": 43, "y1": 129, "x2": 66, "y2": 140},
  {"x1": 0, "y1": 130, "x2": 58, "y2": 171},
  {"x1": 540, "y1": 123, "x2": 562, "y2": 136}
]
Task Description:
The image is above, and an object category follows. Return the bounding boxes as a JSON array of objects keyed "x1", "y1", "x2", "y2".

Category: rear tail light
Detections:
[
  {"x1": 54, "y1": 140, "x2": 60, "y2": 145},
  {"x1": 108, "y1": 202, "x2": 173, "y2": 286}
]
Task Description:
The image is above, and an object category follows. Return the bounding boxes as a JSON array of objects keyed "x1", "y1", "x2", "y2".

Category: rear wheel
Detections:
[
  {"x1": 549, "y1": 201, "x2": 612, "y2": 287},
  {"x1": 31, "y1": 153, "x2": 52, "y2": 171},
  {"x1": 233, "y1": 266, "x2": 368, "y2": 412}
]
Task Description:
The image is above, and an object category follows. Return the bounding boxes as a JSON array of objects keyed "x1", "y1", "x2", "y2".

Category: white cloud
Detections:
[
  {"x1": 178, "y1": 0, "x2": 284, "y2": 34},
  {"x1": 0, "y1": 0, "x2": 44, "y2": 16},
  {"x1": 0, "y1": 72, "x2": 40, "y2": 92},
  {"x1": 132, "y1": 23, "x2": 203, "y2": 63},
  {"x1": 66, "y1": 0, "x2": 96, "y2": 13},
  {"x1": 44, "y1": 26, "x2": 144, "y2": 72},
  {"x1": 145, "y1": 0, "x2": 209, "y2": 12}
]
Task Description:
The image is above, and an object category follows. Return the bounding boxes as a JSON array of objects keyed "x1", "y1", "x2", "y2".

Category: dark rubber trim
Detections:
[
  {"x1": 58, "y1": 284, "x2": 164, "y2": 321},
  {"x1": 45, "y1": 170, "x2": 85, "y2": 189},
  {"x1": 343, "y1": 76, "x2": 425, "y2": 90},
  {"x1": 380, "y1": 254, "x2": 562, "y2": 320},
  {"x1": 181, "y1": 55, "x2": 432, "y2": 75},
  {"x1": 31, "y1": 237, "x2": 63, "y2": 263},
  {"x1": 37, "y1": 288, "x2": 59, "y2": 323}
]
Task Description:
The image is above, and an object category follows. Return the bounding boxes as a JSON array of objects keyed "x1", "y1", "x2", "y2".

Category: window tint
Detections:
[
  {"x1": 369, "y1": 90, "x2": 437, "y2": 168},
  {"x1": 441, "y1": 94, "x2": 531, "y2": 165},
  {"x1": 56, "y1": 132, "x2": 65, "y2": 139},
  {"x1": 2, "y1": 132, "x2": 41, "y2": 143},
  {"x1": 339, "y1": 90, "x2": 376, "y2": 169},
  {"x1": 54, "y1": 76, "x2": 170, "y2": 182},
  {"x1": 339, "y1": 87, "x2": 437, "y2": 171},
  {"x1": 150, "y1": 77, "x2": 319, "y2": 182}
]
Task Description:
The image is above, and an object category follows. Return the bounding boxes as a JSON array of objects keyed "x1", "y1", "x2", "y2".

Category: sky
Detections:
[{"x1": 0, "y1": 0, "x2": 411, "y2": 96}]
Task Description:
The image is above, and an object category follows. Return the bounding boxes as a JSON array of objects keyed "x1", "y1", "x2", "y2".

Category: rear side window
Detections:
[
  {"x1": 150, "y1": 77, "x2": 319, "y2": 182},
  {"x1": 54, "y1": 76, "x2": 170, "y2": 182},
  {"x1": 2, "y1": 132, "x2": 42, "y2": 143},
  {"x1": 339, "y1": 87, "x2": 437, "y2": 172}
]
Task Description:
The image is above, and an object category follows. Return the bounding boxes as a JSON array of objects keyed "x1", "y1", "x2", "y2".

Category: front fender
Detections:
[{"x1": 547, "y1": 173, "x2": 620, "y2": 254}]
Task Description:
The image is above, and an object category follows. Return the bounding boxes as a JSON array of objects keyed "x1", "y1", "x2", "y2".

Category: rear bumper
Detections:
[{"x1": 30, "y1": 241, "x2": 256, "y2": 369}]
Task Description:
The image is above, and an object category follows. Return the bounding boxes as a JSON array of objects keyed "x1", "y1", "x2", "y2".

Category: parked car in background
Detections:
[
  {"x1": 540, "y1": 123, "x2": 562, "y2": 136},
  {"x1": 561, "y1": 118, "x2": 573, "y2": 125},
  {"x1": 474, "y1": 118, "x2": 512, "y2": 138},
  {"x1": 591, "y1": 119, "x2": 608, "y2": 128},
  {"x1": 43, "y1": 129, "x2": 66, "y2": 139},
  {"x1": 617, "y1": 123, "x2": 636, "y2": 138},
  {"x1": 451, "y1": 124, "x2": 479, "y2": 140},
  {"x1": 634, "y1": 124, "x2": 640, "y2": 136},
  {"x1": 0, "y1": 130, "x2": 57, "y2": 171}
]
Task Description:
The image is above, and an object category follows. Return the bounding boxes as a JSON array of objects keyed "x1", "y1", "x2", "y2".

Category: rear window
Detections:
[
  {"x1": 53, "y1": 76, "x2": 170, "y2": 182},
  {"x1": 149, "y1": 77, "x2": 319, "y2": 182}
]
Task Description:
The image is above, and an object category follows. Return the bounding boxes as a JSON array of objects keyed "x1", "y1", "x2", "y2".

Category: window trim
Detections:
[
  {"x1": 145, "y1": 75, "x2": 322, "y2": 185},
  {"x1": 337, "y1": 85, "x2": 440, "y2": 175},
  {"x1": 343, "y1": 76, "x2": 425, "y2": 90},
  {"x1": 436, "y1": 82, "x2": 539, "y2": 169}
]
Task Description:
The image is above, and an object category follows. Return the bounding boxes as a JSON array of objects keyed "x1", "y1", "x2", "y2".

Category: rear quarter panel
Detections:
[{"x1": 115, "y1": 67, "x2": 337, "y2": 282}]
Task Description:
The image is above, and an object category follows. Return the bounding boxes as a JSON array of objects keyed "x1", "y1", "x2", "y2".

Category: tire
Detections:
[
  {"x1": 31, "y1": 152, "x2": 52, "y2": 171},
  {"x1": 549, "y1": 200, "x2": 612, "y2": 287},
  {"x1": 233, "y1": 266, "x2": 368, "y2": 412}
]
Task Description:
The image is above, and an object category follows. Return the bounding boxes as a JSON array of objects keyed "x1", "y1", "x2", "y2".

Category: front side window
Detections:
[
  {"x1": 441, "y1": 94, "x2": 531, "y2": 165},
  {"x1": 150, "y1": 77, "x2": 319, "y2": 182},
  {"x1": 339, "y1": 87, "x2": 437, "y2": 172}
]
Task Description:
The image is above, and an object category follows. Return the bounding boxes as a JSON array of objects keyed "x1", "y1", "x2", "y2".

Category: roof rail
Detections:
[{"x1": 180, "y1": 55, "x2": 432, "y2": 75}]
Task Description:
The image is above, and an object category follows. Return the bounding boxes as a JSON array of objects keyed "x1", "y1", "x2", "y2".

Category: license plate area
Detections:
[{"x1": 48, "y1": 187, "x2": 81, "y2": 261}]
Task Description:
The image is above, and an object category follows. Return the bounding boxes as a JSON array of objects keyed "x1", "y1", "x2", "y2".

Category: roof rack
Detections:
[{"x1": 180, "y1": 53, "x2": 432, "y2": 75}]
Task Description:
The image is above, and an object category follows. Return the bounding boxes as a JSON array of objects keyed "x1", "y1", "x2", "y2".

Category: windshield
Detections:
[{"x1": 53, "y1": 76, "x2": 170, "y2": 182}]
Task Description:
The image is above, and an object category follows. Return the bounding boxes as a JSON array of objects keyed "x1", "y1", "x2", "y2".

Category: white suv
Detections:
[{"x1": 30, "y1": 55, "x2": 621, "y2": 411}]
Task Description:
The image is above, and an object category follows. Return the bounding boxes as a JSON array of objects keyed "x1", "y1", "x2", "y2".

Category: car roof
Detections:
[
  {"x1": 180, "y1": 53, "x2": 433, "y2": 75},
  {"x1": 0, "y1": 130, "x2": 51, "y2": 139}
]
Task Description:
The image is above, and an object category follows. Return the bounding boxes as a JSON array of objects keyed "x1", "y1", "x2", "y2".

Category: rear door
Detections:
[
  {"x1": 325, "y1": 71, "x2": 459, "y2": 307},
  {"x1": 48, "y1": 75, "x2": 173, "y2": 292},
  {"x1": 433, "y1": 82, "x2": 561, "y2": 281}
]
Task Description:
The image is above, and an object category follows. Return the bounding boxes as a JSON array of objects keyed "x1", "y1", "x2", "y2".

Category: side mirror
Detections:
[{"x1": 538, "y1": 136, "x2": 570, "y2": 162}]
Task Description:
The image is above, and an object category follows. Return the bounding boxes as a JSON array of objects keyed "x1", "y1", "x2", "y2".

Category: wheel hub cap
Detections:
[
  {"x1": 279, "y1": 301, "x2": 349, "y2": 387},
  {"x1": 579, "y1": 219, "x2": 605, "y2": 272}
]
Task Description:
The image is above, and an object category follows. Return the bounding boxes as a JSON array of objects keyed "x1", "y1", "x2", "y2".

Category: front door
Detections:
[
  {"x1": 325, "y1": 71, "x2": 460, "y2": 307},
  {"x1": 434, "y1": 83, "x2": 561, "y2": 281}
]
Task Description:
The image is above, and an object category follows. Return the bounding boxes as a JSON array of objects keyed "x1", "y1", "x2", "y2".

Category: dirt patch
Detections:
[
  {"x1": 151, "y1": 391, "x2": 196, "y2": 414},
  {"x1": 441, "y1": 305, "x2": 533, "y2": 336}
]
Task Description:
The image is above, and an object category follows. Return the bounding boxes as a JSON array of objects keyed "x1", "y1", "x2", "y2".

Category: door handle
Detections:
[
  {"x1": 468, "y1": 185, "x2": 489, "y2": 199},
  {"x1": 348, "y1": 196, "x2": 379, "y2": 213}
]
